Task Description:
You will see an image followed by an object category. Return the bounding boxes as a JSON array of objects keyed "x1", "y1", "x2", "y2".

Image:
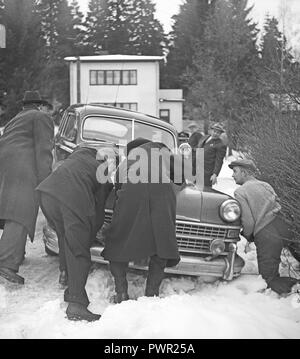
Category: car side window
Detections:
[{"x1": 61, "y1": 114, "x2": 77, "y2": 141}]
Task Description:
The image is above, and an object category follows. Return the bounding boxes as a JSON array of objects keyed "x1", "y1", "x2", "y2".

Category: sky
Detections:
[{"x1": 76, "y1": 0, "x2": 300, "y2": 55}]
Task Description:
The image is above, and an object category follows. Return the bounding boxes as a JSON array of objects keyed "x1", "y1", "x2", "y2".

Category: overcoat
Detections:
[
  {"x1": 198, "y1": 135, "x2": 227, "y2": 185},
  {"x1": 0, "y1": 106, "x2": 54, "y2": 239},
  {"x1": 36, "y1": 147, "x2": 113, "y2": 240},
  {"x1": 102, "y1": 142, "x2": 183, "y2": 266}
]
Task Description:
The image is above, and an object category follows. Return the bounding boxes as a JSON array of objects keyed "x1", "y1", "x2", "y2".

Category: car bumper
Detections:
[{"x1": 43, "y1": 225, "x2": 244, "y2": 281}]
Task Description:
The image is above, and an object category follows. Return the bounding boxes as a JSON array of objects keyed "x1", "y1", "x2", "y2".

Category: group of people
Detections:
[{"x1": 0, "y1": 90, "x2": 298, "y2": 322}]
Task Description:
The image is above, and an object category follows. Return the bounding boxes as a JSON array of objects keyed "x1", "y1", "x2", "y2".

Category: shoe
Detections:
[
  {"x1": 0, "y1": 267, "x2": 24, "y2": 285},
  {"x1": 112, "y1": 292, "x2": 129, "y2": 304},
  {"x1": 59, "y1": 270, "x2": 68, "y2": 286},
  {"x1": 66, "y1": 303, "x2": 101, "y2": 322}
]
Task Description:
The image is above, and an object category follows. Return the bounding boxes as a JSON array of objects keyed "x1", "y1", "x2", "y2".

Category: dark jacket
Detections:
[
  {"x1": 36, "y1": 147, "x2": 113, "y2": 234},
  {"x1": 0, "y1": 106, "x2": 54, "y2": 239},
  {"x1": 198, "y1": 135, "x2": 227, "y2": 184},
  {"x1": 102, "y1": 142, "x2": 183, "y2": 266}
]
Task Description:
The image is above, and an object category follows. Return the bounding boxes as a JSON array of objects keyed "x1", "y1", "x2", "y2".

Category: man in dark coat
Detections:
[
  {"x1": 102, "y1": 138, "x2": 189, "y2": 303},
  {"x1": 197, "y1": 123, "x2": 227, "y2": 187},
  {"x1": 0, "y1": 91, "x2": 54, "y2": 285},
  {"x1": 36, "y1": 146, "x2": 115, "y2": 322}
]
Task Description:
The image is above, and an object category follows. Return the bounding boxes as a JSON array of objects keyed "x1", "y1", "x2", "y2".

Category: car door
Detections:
[{"x1": 54, "y1": 112, "x2": 78, "y2": 162}]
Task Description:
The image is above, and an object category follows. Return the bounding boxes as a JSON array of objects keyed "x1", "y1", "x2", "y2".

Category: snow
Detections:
[{"x1": 0, "y1": 157, "x2": 299, "y2": 339}]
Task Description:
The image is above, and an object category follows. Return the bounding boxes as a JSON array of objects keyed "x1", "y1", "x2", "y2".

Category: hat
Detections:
[
  {"x1": 187, "y1": 122, "x2": 199, "y2": 130},
  {"x1": 22, "y1": 91, "x2": 49, "y2": 105},
  {"x1": 211, "y1": 123, "x2": 225, "y2": 132},
  {"x1": 228, "y1": 159, "x2": 257, "y2": 172}
]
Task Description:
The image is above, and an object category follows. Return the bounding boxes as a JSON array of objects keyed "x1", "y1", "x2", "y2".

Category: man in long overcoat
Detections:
[
  {"x1": 0, "y1": 91, "x2": 54, "y2": 285},
  {"x1": 197, "y1": 123, "x2": 227, "y2": 187},
  {"x1": 37, "y1": 146, "x2": 115, "y2": 322},
  {"x1": 102, "y1": 138, "x2": 189, "y2": 303}
]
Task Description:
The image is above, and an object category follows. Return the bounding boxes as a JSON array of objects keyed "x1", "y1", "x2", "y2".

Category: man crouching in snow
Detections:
[
  {"x1": 229, "y1": 159, "x2": 299, "y2": 295},
  {"x1": 36, "y1": 146, "x2": 116, "y2": 322}
]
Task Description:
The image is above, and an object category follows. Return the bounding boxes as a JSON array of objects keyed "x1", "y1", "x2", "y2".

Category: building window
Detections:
[
  {"x1": 90, "y1": 70, "x2": 137, "y2": 85},
  {"x1": 101, "y1": 103, "x2": 138, "y2": 111},
  {"x1": 160, "y1": 109, "x2": 170, "y2": 123}
]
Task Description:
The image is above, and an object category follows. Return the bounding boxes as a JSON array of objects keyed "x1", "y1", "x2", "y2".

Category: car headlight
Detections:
[{"x1": 219, "y1": 199, "x2": 241, "y2": 222}]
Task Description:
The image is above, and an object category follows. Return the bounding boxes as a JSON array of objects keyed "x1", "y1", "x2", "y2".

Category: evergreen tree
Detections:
[
  {"x1": 0, "y1": 0, "x2": 45, "y2": 123},
  {"x1": 36, "y1": 0, "x2": 76, "y2": 105},
  {"x1": 162, "y1": 0, "x2": 214, "y2": 89},
  {"x1": 260, "y1": 15, "x2": 295, "y2": 96},
  {"x1": 186, "y1": 0, "x2": 260, "y2": 144},
  {"x1": 125, "y1": 0, "x2": 165, "y2": 56},
  {"x1": 69, "y1": 0, "x2": 87, "y2": 55},
  {"x1": 84, "y1": 0, "x2": 165, "y2": 55}
]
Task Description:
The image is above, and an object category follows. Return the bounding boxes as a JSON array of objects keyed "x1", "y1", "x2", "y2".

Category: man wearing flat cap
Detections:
[
  {"x1": 196, "y1": 122, "x2": 227, "y2": 187},
  {"x1": 230, "y1": 159, "x2": 299, "y2": 295},
  {"x1": 0, "y1": 90, "x2": 54, "y2": 285}
]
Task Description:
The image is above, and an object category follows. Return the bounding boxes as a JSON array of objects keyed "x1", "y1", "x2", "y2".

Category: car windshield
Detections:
[{"x1": 82, "y1": 116, "x2": 176, "y2": 152}]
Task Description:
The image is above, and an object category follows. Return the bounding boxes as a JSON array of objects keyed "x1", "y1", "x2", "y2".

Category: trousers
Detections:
[
  {"x1": 109, "y1": 255, "x2": 168, "y2": 297},
  {"x1": 0, "y1": 220, "x2": 27, "y2": 272},
  {"x1": 254, "y1": 215, "x2": 298, "y2": 294},
  {"x1": 40, "y1": 193, "x2": 93, "y2": 307}
]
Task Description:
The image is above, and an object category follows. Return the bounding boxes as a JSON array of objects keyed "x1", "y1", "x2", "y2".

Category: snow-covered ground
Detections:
[{"x1": 0, "y1": 158, "x2": 299, "y2": 339}]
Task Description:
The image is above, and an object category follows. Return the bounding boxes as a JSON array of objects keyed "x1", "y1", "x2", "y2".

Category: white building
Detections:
[{"x1": 64, "y1": 55, "x2": 184, "y2": 132}]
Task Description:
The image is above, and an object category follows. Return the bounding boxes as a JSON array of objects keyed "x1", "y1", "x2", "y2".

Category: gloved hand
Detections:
[{"x1": 267, "y1": 277, "x2": 298, "y2": 295}]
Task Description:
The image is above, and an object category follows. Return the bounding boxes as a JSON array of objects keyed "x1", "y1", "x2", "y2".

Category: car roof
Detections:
[{"x1": 66, "y1": 103, "x2": 176, "y2": 133}]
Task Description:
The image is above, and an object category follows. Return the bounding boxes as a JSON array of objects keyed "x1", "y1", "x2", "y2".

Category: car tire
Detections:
[{"x1": 44, "y1": 245, "x2": 58, "y2": 256}]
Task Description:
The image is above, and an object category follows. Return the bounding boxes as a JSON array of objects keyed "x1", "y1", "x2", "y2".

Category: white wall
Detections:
[
  {"x1": 69, "y1": 61, "x2": 160, "y2": 117},
  {"x1": 159, "y1": 89, "x2": 184, "y2": 132}
]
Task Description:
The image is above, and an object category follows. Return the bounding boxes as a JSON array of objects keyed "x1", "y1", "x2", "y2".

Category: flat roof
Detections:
[{"x1": 64, "y1": 55, "x2": 164, "y2": 62}]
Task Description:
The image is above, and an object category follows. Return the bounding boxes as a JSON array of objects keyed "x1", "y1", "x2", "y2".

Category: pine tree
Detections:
[
  {"x1": 162, "y1": 0, "x2": 214, "y2": 89},
  {"x1": 125, "y1": 0, "x2": 165, "y2": 56},
  {"x1": 84, "y1": 0, "x2": 166, "y2": 55},
  {"x1": 69, "y1": 0, "x2": 87, "y2": 55},
  {"x1": 36, "y1": 0, "x2": 76, "y2": 105},
  {"x1": 0, "y1": 0, "x2": 45, "y2": 123},
  {"x1": 260, "y1": 15, "x2": 295, "y2": 96},
  {"x1": 186, "y1": 0, "x2": 260, "y2": 143}
]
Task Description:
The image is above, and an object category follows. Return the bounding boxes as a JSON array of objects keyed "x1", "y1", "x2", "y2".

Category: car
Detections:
[{"x1": 43, "y1": 104, "x2": 245, "y2": 282}]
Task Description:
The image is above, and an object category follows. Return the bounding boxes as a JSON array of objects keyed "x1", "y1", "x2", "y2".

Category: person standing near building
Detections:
[
  {"x1": 198, "y1": 123, "x2": 227, "y2": 187},
  {"x1": 0, "y1": 91, "x2": 54, "y2": 285},
  {"x1": 37, "y1": 146, "x2": 115, "y2": 322},
  {"x1": 229, "y1": 159, "x2": 299, "y2": 295}
]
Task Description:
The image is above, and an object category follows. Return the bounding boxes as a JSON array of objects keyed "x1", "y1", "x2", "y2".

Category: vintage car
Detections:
[{"x1": 43, "y1": 104, "x2": 245, "y2": 282}]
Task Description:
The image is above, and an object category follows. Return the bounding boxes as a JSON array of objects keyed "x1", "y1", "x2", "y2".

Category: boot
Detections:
[
  {"x1": 66, "y1": 303, "x2": 101, "y2": 322},
  {"x1": 59, "y1": 270, "x2": 68, "y2": 286},
  {"x1": 112, "y1": 292, "x2": 129, "y2": 304},
  {"x1": 0, "y1": 267, "x2": 24, "y2": 285}
]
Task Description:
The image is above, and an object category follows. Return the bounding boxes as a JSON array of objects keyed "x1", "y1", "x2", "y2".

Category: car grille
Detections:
[{"x1": 104, "y1": 211, "x2": 232, "y2": 254}]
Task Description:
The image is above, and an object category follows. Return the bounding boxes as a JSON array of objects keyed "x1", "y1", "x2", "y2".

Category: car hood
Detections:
[{"x1": 176, "y1": 184, "x2": 238, "y2": 225}]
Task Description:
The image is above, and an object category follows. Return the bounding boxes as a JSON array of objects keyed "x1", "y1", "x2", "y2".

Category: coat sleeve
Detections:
[
  {"x1": 234, "y1": 190, "x2": 255, "y2": 239},
  {"x1": 213, "y1": 143, "x2": 227, "y2": 176},
  {"x1": 94, "y1": 183, "x2": 114, "y2": 232},
  {"x1": 33, "y1": 112, "x2": 54, "y2": 184}
]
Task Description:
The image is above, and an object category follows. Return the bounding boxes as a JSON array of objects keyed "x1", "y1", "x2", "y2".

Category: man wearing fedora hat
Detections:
[
  {"x1": 0, "y1": 90, "x2": 54, "y2": 285},
  {"x1": 229, "y1": 159, "x2": 299, "y2": 295},
  {"x1": 196, "y1": 122, "x2": 227, "y2": 187}
]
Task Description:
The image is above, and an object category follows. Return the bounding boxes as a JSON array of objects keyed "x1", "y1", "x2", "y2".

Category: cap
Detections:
[
  {"x1": 211, "y1": 123, "x2": 225, "y2": 132},
  {"x1": 228, "y1": 159, "x2": 257, "y2": 172},
  {"x1": 187, "y1": 122, "x2": 199, "y2": 129}
]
